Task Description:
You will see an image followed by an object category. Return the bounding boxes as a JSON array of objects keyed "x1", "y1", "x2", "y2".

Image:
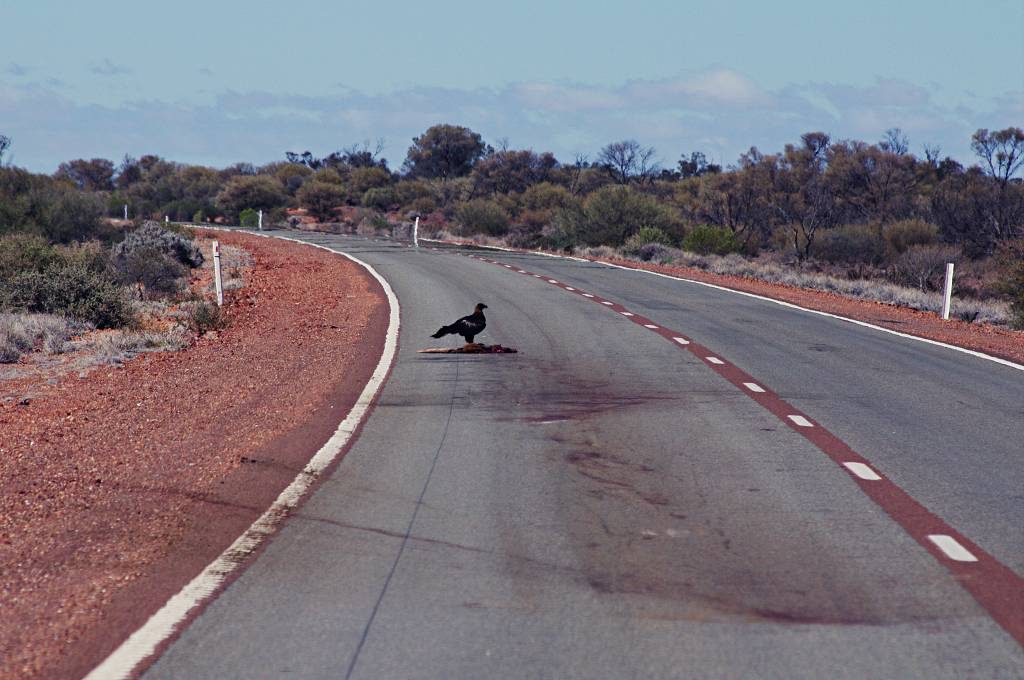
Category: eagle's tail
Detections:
[{"x1": 431, "y1": 325, "x2": 451, "y2": 339}]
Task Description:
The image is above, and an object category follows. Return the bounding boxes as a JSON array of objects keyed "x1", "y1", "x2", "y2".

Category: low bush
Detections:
[
  {"x1": 621, "y1": 227, "x2": 674, "y2": 261},
  {"x1": 297, "y1": 181, "x2": 347, "y2": 221},
  {"x1": 187, "y1": 300, "x2": 225, "y2": 334},
  {"x1": 362, "y1": 186, "x2": 397, "y2": 211},
  {"x1": 454, "y1": 199, "x2": 510, "y2": 236},
  {"x1": 115, "y1": 246, "x2": 187, "y2": 297},
  {"x1": 636, "y1": 243, "x2": 670, "y2": 262},
  {"x1": 682, "y1": 225, "x2": 741, "y2": 255},
  {"x1": 113, "y1": 221, "x2": 204, "y2": 268},
  {"x1": 889, "y1": 244, "x2": 960, "y2": 290},
  {"x1": 813, "y1": 224, "x2": 887, "y2": 264},
  {"x1": 0, "y1": 235, "x2": 134, "y2": 328},
  {"x1": 884, "y1": 219, "x2": 939, "y2": 255},
  {"x1": 239, "y1": 207, "x2": 259, "y2": 228},
  {"x1": 574, "y1": 186, "x2": 680, "y2": 247},
  {"x1": 8, "y1": 262, "x2": 134, "y2": 328},
  {"x1": 32, "y1": 185, "x2": 109, "y2": 243}
]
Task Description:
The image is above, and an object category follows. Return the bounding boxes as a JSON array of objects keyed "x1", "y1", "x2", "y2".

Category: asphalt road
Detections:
[{"x1": 144, "y1": 232, "x2": 1024, "y2": 679}]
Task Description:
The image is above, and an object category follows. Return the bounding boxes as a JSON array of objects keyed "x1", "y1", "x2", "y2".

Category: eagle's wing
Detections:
[{"x1": 453, "y1": 315, "x2": 485, "y2": 334}]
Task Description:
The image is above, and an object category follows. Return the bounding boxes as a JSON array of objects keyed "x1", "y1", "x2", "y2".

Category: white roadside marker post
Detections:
[
  {"x1": 941, "y1": 262, "x2": 954, "y2": 320},
  {"x1": 165, "y1": 215, "x2": 169, "y2": 223},
  {"x1": 413, "y1": 215, "x2": 420, "y2": 248},
  {"x1": 212, "y1": 241, "x2": 224, "y2": 307},
  {"x1": 123, "y1": 204, "x2": 128, "y2": 220},
  {"x1": 258, "y1": 209, "x2": 263, "y2": 231}
]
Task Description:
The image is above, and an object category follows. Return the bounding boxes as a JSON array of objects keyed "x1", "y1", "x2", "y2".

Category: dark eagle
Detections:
[{"x1": 431, "y1": 303, "x2": 487, "y2": 344}]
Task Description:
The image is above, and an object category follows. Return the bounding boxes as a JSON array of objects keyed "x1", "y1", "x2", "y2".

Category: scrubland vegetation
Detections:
[
  {"x1": 0, "y1": 146, "x2": 234, "y2": 364},
  {"x1": 1, "y1": 125, "x2": 1022, "y2": 329}
]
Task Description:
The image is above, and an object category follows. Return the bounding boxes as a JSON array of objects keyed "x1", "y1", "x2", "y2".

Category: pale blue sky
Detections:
[{"x1": 2, "y1": 0, "x2": 1022, "y2": 171}]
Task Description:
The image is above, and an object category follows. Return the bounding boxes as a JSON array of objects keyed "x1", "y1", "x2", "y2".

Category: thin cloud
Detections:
[
  {"x1": 6, "y1": 62, "x2": 30, "y2": 77},
  {"x1": 0, "y1": 69, "x2": 1014, "y2": 172},
  {"x1": 90, "y1": 59, "x2": 132, "y2": 76}
]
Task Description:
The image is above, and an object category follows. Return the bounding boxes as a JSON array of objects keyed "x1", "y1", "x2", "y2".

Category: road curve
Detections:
[{"x1": 143, "y1": 231, "x2": 1023, "y2": 679}]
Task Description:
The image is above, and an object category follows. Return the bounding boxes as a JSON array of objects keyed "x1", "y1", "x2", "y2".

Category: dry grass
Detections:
[
  {"x1": 0, "y1": 313, "x2": 88, "y2": 363},
  {"x1": 94, "y1": 328, "x2": 187, "y2": 365},
  {"x1": 200, "y1": 243, "x2": 252, "y2": 293},
  {"x1": 597, "y1": 248, "x2": 1011, "y2": 325}
]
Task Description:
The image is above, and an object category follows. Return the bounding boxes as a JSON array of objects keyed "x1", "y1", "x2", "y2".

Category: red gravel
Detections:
[{"x1": 0, "y1": 231, "x2": 388, "y2": 680}]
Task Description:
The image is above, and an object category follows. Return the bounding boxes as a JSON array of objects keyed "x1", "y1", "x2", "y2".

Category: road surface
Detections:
[{"x1": 143, "y1": 231, "x2": 1024, "y2": 679}]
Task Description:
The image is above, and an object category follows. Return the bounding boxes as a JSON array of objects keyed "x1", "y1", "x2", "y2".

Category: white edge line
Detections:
[
  {"x1": 421, "y1": 238, "x2": 1023, "y2": 372},
  {"x1": 85, "y1": 228, "x2": 401, "y2": 680},
  {"x1": 927, "y1": 534, "x2": 978, "y2": 562},
  {"x1": 843, "y1": 461, "x2": 882, "y2": 481}
]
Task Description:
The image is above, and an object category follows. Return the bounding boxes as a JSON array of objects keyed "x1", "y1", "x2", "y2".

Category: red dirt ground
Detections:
[{"x1": 0, "y1": 231, "x2": 388, "y2": 680}]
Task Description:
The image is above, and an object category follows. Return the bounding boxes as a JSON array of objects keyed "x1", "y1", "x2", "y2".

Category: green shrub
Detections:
[
  {"x1": 521, "y1": 182, "x2": 572, "y2": 211},
  {"x1": 813, "y1": 224, "x2": 887, "y2": 264},
  {"x1": 454, "y1": 199, "x2": 510, "y2": 236},
  {"x1": 574, "y1": 186, "x2": 680, "y2": 247},
  {"x1": 115, "y1": 246, "x2": 187, "y2": 297},
  {"x1": 32, "y1": 186, "x2": 108, "y2": 243},
  {"x1": 239, "y1": 207, "x2": 259, "y2": 228},
  {"x1": 362, "y1": 186, "x2": 397, "y2": 211},
  {"x1": 296, "y1": 181, "x2": 347, "y2": 221},
  {"x1": 0, "y1": 234, "x2": 61, "y2": 281},
  {"x1": 682, "y1": 225, "x2": 741, "y2": 255},
  {"x1": 622, "y1": 226, "x2": 674, "y2": 256},
  {"x1": 6, "y1": 262, "x2": 133, "y2": 328}
]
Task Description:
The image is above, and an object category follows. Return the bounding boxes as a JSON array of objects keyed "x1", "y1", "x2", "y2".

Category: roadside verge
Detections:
[{"x1": 0, "y1": 231, "x2": 398, "y2": 680}]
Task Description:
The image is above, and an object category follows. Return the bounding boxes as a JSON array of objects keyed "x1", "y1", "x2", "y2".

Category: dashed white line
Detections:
[
  {"x1": 843, "y1": 462, "x2": 882, "y2": 481},
  {"x1": 582, "y1": 294, "x2": 595, "y2": 298},
  {"x1": 503, "y1": 264, "x2": 512, "y2": 268},
  {"x1": 565, "y1": 286, "x2": 575, "y2": 291},
  {"x1": 743, "y1": 382, "x2": 765, "y2": 393},
  {"x1": 517, "y1": 270, "x2": 526, "y2": 273},
  {"x1": 601, "y1": 301, "x2": 614, "y2": 306},
  {"x1": 533, "y1": 274, "x2": 541, "y2": 278},
  {"x1": 621, "y1": 312, "x2": 634, "y2": 317},
  {"x1": 644, "y1": 324, "x2": 659, "y2": 329},
  {"x1": 788, "y1": 415, "x2": 814, "y2": 427},
  {"x1": 548, "y1": 279, "x2": 559, "y2": 283},
  {"x1": 928, "y1": 535, "x2": 978, "y2": 562},
  {"x1": 672, "y1": 337, "x2": 690, "y2": 345},
  {"x1": 706, "y1": 357, "x2": 725, "y2": 365}
]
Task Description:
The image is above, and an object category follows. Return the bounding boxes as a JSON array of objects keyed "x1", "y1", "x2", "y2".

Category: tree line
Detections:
[{"x1": 1, "y1": 124, "x2": 1021, "y2": 267}]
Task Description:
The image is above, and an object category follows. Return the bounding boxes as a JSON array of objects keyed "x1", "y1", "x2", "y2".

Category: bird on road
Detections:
[{"x1": 431, "y1": 303, "x2": 487, "y2": 345}]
